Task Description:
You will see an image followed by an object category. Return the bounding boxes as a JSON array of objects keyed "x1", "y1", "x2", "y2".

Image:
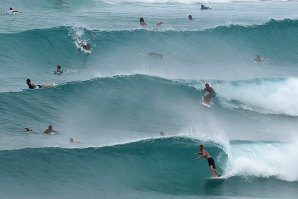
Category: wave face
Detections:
[
  {"x1": 2, "y1": 0, "x2": 298, "y2": 198},
  {"x1": 0, "y1": 138, "x2": 297, "y2": 199},
  {"x1": 1, "y1": 75, "x2": 298, "y2": 151},
  {"x1": 2, "y1": 19, "x2": 298, "y2": 92}
]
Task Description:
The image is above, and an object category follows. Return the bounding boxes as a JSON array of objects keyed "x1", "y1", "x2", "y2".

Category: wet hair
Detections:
[
  {"x1": 188, "y1": 15, "x2": 192, "y2": 20},
  {"x1": 26, "y1": 79, "x2": 31, "y2": 83},
  {"x1": 140, "y1": 17, "x2": 145, "y2": 23},
  {"x1": 205, "y1": 83, "x2": 209, "y2": 87},
  {"x1": 70, "y1": 137, "x2": 74, "y2": 142},
  {"x1": 201, "y1": 5, "x2": 204, "y2": 8},
  {"x1": 49, "y1": 125, "x2": 52, "y2": 129},
  {"x1": 57, "y1": 65, "x2": 61, "y2": 69},
  {"x1": 200, "y1": 144, "x2": 204, "y2": 148},
  {"x1": 10, "y1": 8, "x2": 13, "y2": 10}
]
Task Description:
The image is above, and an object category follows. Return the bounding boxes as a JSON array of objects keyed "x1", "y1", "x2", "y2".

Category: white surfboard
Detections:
[
  {"x1": 205, "y1": 176, "x2": 225, "y2": 181},
  {"x1": 201, "y1": 96, "x2": 211, "y2": 108}
]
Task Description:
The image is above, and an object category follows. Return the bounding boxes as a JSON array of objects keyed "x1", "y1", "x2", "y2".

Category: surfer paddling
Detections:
[
  {"x1": 43, "y1": 125, "x2": 57, "y2": 134},
  {"x1": 26, "y1": 79, "x2": 53, "y2": 89},
  {"x1": 255, "y1": 55, "x2": 262, "y2": 63},
  {"x1": 139, "y1": 17, "x2": 147, "y2": 27},
  {"x1": 201, "y1": 83, "x2": 216, "y2": 104},
  {"x1": 7, "y1": 7, "x2": 20, "y2": 14},
  {"x1": 26, "y1": 79, "x2": 41, "y2": 89},
  {"x1": 196, "y1": 144, "x2": 221, "y2": 177}
]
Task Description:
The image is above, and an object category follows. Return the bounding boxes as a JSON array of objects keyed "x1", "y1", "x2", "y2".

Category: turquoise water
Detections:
[{"x1": 1, "y1": 0, "x2": 298, "y2": 198}]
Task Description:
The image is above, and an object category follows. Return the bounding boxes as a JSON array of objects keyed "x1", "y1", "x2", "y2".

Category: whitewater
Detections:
[{"x1": 1, "y1": 0, "x2": 298, "y2": 198}]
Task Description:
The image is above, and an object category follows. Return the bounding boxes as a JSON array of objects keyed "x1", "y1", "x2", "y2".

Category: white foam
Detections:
[
  {"x1": 216, "y1": 78, "x2": 298, "y2": 116},
  {"x1": 100, "y1": 0, "x2": 287, "y2": 4},
  {"x1": 224, "y1": 138, "x2": 298, "y2": 182},
  {"x1": 178, "y1": 126, "x2": 230, "y2": 150}
]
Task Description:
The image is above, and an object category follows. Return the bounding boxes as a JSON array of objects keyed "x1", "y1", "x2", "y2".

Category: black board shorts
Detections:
[{"x1": 207, "y1": 158, "x2": 216, "y2": 169}]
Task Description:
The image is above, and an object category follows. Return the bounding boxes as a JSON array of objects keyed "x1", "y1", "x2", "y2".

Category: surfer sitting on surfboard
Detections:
[
  {"x1": 196, "y1": 144, "x2": 221, "y2": 177},
  {"x1": 202, "y1": 83, "x2": 216, "y2": 105}
]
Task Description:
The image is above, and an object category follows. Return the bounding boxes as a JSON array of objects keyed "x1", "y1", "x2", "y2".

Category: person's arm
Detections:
[
  {"x1": 210, "y1": 88, "x2": 216, "y2": 96},
  {"x1": 201, "y1": 89, "x2": 206, "y2": 96},
  {"x1": 194, "y1": 152, "x2": 204, "y2": 159}
]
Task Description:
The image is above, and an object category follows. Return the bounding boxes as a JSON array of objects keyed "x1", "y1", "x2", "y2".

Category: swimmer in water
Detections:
[
  {"x1": 255, "y1": 55, "x2": 262, "y2": 63},
  {"x1": 26, "y1": 79, "x2": 41, "y2": 89},
  {"x1": 24, "y1": 128, "x2": 33, "y2": 132},
  {"x1": 70, "y1": 137, "x2": 81, "y2": 144},
  {"x1": 54, "y1": 65, "x2": 64, "y2": 74},
  {"x1": 140, "y1": 17, "x2": 147, "y2": 27},
  {"x1": 77, "y1": 37, "x2": 91, "y2": 51},
  {"x1": 43, "y1": 125, "x2": 57, "y2": 134},
  {"x1": 188, "y1": 15, "x2": 193, "y2": 20},
  {"x1": 7, "y1": 7, "x2": 20, "y2": 14},
  {"x1": 26, "y1": 79, "x2": 52, "y2": 89},
  {"x1": 81, "y1": 43, "x2": 91, "y2": 51},
  {"x1": 201, "y1": 4, "x2": 211, "y2": 10}
]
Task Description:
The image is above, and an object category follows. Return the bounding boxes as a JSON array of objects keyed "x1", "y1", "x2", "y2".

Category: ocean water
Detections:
[{"x1": 1, "y1": 0, "x2": 298, "y2": 198}]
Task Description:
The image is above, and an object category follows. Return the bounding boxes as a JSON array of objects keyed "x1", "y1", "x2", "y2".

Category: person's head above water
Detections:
[
  {"x1": 26, "y1": 79, "x2": 31, "y2": 83},
  {"x1": 205, "y1": 83, "x2": 210, "y2": 88},
  {"x1": 188, "y1": 15, "x2": 193, "y2": 20},
  {"x1": 200, "y1": 144, "x2": 204, "y2": 151},
  {"x1": 57, "y1": 65, "x2": 61, "y2": 69},
  {"x1": 48, "y1": 125, "x2": 52, "y2": 130},
  {"x1": 140, "y1": 17, "x2": 145, "y2": 23},
  {"x1": 201, "y1": 4, "x2": 211, "y2": 9},
  {"x1": 10, "y1": 8, "x2": 13, "y2": 10},
  {"x1": 70, "y1": 137, "x2": 74, "y2": 143}
]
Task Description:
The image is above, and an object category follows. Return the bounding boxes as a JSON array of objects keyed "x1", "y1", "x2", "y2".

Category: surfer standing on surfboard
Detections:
[
  {"x1": 202, "y1": 83, "x2": 216, "y2": 104},
  {"x1": 196, "y1": 144, "x2": 221, "y2": 177}
]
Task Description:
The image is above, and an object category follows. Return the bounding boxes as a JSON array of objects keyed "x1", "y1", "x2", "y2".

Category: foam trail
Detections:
[{"x1": 223, "y1": 138, "x2": 298, "y2": 182}]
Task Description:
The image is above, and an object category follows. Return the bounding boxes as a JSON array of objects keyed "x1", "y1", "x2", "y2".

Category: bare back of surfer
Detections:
[
  {"x1": 196, "y1": 144, "x2": 221, "y2": 177},
  {"x1": 202, "y1": 83, "x2": 216, "y2": 104}
]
